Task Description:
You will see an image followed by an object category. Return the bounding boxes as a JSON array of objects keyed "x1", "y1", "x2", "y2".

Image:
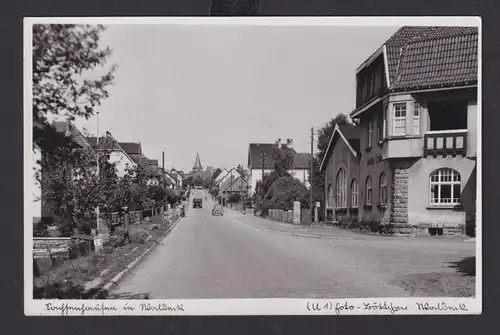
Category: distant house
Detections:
[
  {"x1": 247, "y1": 139, "x2": 311, "y2": 195},
  {"x1": 170, "y1": 168, "x2": 184, "y2": 189},
  {"x1": 86, "y1": 133, "x2": 137, "y2": 177},
  {"x1": 219, "y1": 168, "x2": 249, "y2": 204},
  {"x1": 319, "y1": 124, "x2": 361, "y2": 224},
  {"x1": 325, "y1": 26, "x2": 479, "y2": 236},
  {"x1": 214, "y1": 168, "x2": 230, "y2": 187}
]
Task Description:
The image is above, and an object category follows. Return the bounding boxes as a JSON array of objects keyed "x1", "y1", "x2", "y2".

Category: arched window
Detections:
[
  {"x1": 379, "y1": 173, "x2": 387, "y2": 205},
  {"x1": 366, "y1": 176, "x2": 372, "y2": 205},
  {"x1": 336, "y1": 168, "x2": 347, "y2": 208},
  {"x1": 327, "y1": 184, "x2": 334, "y2": 208},
  {"x1": 430, "y1": 168, "x2": 461, "y2": 205},
  {"x1": 351, "y1": 179, "x2": 358, "y2": 208}
]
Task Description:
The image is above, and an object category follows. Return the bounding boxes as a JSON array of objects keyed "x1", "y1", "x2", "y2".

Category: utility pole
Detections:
[
  {"x1": 310, "y1": 127, "x2": 314, "y2": 225},
  {"x1": 260, "y1": 152, "x2": 267, "y2": 182},
  {"x1": 95, "y1": 111, "x2": 100, "y2": 235}
]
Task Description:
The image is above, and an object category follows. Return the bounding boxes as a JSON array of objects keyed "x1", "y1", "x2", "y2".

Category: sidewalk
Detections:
[{"x1": 233, "y1": 210, "x2": 474, "y2": 243}]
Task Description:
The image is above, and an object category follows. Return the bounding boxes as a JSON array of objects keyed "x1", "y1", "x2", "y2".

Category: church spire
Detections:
[{"x1": 193, "y1": 152, "x2": 203, "y2": 172}]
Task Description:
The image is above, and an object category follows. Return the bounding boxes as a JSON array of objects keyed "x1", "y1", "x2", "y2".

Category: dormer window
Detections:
[{"x1": 393, "y1": 103, "x2": 407, "y2": 136}]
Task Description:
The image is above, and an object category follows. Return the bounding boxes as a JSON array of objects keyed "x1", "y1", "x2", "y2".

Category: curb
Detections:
[
  {"x1": 234, "y1": 218, "x2": 353, "y2": 240},
  {"x1": 91, "y1": 216, "x2": 182, "y2": 299}
]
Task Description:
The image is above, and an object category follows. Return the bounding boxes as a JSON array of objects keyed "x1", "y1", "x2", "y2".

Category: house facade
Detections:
[
  {"x1": 33, "y1": 120, "x2": 93, "y2": 224},
  {"x1": 320, "y1": 124, "x2": 361, "y2": 225},
  {"x1": 219, "y1": 168, "x2": 249, "y2": 205},
  {"x1": 86, "y1": 133, "x2": 138, "y2": 178},
  {"x1": 326, "y1": 26, "x2": 478, "y2": 236},
  {"x1": 247, "y1": 140, "x2": 311, "y2": 196}
]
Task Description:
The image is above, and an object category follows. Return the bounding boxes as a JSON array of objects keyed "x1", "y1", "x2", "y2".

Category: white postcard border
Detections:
[{"x1": 24, "y1": 16, "x2": 482, "y2": 316}]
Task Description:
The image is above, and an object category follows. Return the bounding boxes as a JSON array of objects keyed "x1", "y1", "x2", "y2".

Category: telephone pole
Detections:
[
  {"x1": 260, "y1": 152, "x2": 267, "y2": 193},
  {"x1": 310, "y1": 127, "x2": 314, "y2": 225}
]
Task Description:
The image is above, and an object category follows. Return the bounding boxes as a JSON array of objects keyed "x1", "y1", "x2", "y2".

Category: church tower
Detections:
[{"x1": 193, "y1": 152, "x2": 203, "y2": 172}]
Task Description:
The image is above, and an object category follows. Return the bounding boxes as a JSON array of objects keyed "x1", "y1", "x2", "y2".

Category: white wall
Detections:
[
  {"x1": 249, "y1": 168, "x2": 309, "y2": 195},
  {"x1": 32, "y1": 146, "x2": 42, "y2": 218},
  {"x1": 467, "y1": 100, "x2": 478, "y2": 157},
  {"x1": 108, "y1": 150, "x2": 135, "y2": 177}
]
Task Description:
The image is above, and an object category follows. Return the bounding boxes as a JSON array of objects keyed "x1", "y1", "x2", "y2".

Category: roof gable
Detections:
[
  {"x1": 118, "y1": 142, "x2": 142, "y2": 155},
  {"x1": 53, "y1": 121, "x2": 90, "y2": 149},
  {"x1": 320, "y1": 124, "x2": 360, "y2": 172}
]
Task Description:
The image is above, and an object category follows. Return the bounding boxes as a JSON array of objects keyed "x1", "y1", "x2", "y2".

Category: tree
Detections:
[
  {"x1": 227, "y1": 193, "x2": 242, "y2": 204},
  {"x1": 311, "y1": 113, "x2": 351, "y2": 207},
  {"x1": 262, "y1": 176, "x2": 308, "y2": 212},
  {"x1": 38, "y1": 144, "x2": 106, "y2": 236},
  {"x1": 33, "y1": 24, "x2": 116, "y2": 127}
]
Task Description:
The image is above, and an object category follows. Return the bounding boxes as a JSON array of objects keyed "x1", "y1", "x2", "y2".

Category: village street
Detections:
[{"x1": 109, "y1": 189, "x2": 475, "y2": 299}]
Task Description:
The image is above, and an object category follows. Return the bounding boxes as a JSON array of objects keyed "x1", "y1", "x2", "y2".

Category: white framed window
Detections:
[
  {"x1": 393, "y1": 102, "x2": 407, "y2": 136},
  {"x1": 413, "y1": 102, "x2": 421, "y2": 135},
  {"x1": 365, "y1": 176, "x2": 372, "y2": 206},
  {"x1": 351, "y1": 179, "x2": 358, "y2": 208},
  {"x1": 327, "y1": 184, "x2": 334, "y2": 208},
  {"x1": 430, "y1": 168, "x2": 461, "y2": 205},
  {"x1": 383, "y1": 105, "x2": 388, "y2": 138},
  {"x1": 379, "y1": 173, "x2": 387, "y2": 205},
  {"x1": 368, "y1": 120, "x2": 373, "y2": 147},
  {"x1": 336, "y1": 168, "x2": 347, "y2": 208}
]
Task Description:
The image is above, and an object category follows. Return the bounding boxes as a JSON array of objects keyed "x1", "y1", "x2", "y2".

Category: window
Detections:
[
  {"x1": 368, "y1": 120, "x2": 373, "y2": 147},
  {"x1": 327, "y1": 184, "x2": 334, "y2": 208},
  {"x1": 383, "y1": 105, "x2": 388, "y2": 138},
  {"x1": 393, "y1": 103, "x2": 407, "y2": 135},
  {"x1": 351, "y1": 179, "x2": 359, "y2": 208},
  {"x1": 379, "y1": 173, "x2": 387, "y2": 205},
  {"x1": 430, "y1": 168, "x2": 461, "y2": 205},
  {"x1": 365, "y1": 176, "x2": 372, "y2": 206},
  {"x1": 413, "y1": 102, "x2": 421, "y2": 135},
  {"x1": 336, "y1": 169, "x2": 347, "y2": 208}
]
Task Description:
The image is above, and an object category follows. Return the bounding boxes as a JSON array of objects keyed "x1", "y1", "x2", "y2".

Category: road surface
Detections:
[{"x1": 110, "y1": 189, "x2": 474, "y2": 299}]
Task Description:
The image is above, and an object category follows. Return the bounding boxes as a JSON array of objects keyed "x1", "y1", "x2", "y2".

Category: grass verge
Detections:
[{"x1": 33, "y1": 216, "x2": 178, "y2": 299}]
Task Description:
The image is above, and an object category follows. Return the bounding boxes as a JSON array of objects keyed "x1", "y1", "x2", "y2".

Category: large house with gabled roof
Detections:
[
  {"x1": 247, "y1": 139, "x2": 312, "y2": 196},
  {"x1": 322, "y1": 26, "x2": 478, "y2": 236},
  {"x1": 33, "y1": 120, "x2": 94, "y2": 223}
]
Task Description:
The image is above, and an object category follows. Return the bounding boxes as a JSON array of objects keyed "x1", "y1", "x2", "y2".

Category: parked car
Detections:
[
  {"x1": 193, "y1": 198, "x2": 203, "y2": 208},
  {"x1": 212, "y1": 204, "x2": 224, "y2": 216}
]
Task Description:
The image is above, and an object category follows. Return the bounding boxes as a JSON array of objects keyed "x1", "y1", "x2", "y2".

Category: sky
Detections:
[{"x1": 74, "y1": 24, "x2": 401, "y2": 172}]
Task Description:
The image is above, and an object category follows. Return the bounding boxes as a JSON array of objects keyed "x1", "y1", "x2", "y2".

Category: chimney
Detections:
[{"x1": 162, "y1": 151, "x2": 165, "y2": 169}]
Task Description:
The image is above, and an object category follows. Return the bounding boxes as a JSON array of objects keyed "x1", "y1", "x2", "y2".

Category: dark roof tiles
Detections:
[
  {"x1": 248, "y1": 143, "x2": 311, "y2": 170},
  {"x1": 382, "y1": 26, "x2": 478, "y2": 91}
]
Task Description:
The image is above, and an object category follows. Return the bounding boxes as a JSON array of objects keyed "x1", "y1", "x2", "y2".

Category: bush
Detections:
[
  {"x1": 262, "y1": 176, "x2": 307, "y2": 213},
  {"x1": 228, "y1": 193, "x2": 242, "y2": 203}
]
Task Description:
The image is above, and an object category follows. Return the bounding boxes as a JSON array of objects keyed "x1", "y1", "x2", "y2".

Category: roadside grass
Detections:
[
  {"x1": 33, "y1": 215, "x2": 178, "y2": 299},
  {"x1": 392, "y1": 257, "x2": 476, "y2": 297}
]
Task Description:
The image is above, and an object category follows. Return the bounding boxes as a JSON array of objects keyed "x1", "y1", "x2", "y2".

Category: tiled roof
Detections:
[
  {"x1": 86, "y1": 136, "x2": 123, "y2": 151},
  {"x1": 248, "y1": 143, "x2": 298, "y2": 170},
  {"x1": 52, "y1": 121, "x2": 90, "y2": 148},
  {"x1": 383, "y1": 26, "x2": 478, "y2": 91},
  {"x1": 147, "y1": 159, "x2": 159, "y2": 166},
  {"x1": 118, "y1": 142, "x2": 142, "y2": 155},
  {"x1": 392, "y1": 27, "x2": 478, "y2": 90},
  {"x1": 293, "y1": 153, "x2": 312, "y2": 169}
]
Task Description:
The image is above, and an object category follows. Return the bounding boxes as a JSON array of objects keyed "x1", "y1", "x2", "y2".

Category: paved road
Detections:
[{"x1": 111, "y1": 189, "x2": 475, "y2": 299}]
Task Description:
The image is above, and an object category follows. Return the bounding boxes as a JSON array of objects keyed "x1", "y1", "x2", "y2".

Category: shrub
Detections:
[
  {"x1": 228, "y1": 193, "x2": 242, "y2": 204},
  {"x1": 262, "y1": 176, "x2": 308, "y2": 212}
]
